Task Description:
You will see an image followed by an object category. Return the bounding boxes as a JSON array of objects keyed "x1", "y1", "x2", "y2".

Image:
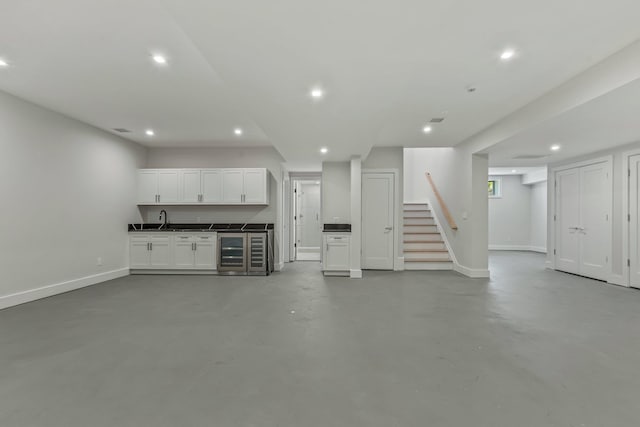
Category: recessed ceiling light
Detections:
[
  {"x1": 234, "y1": 128, "x2": 243, "y2": 136},
  {"x1": 500, "y1": 49, "x2": 516, "y2": 61},
  {"x1": 152, "y1": 54, "x2": 167, "y2": 65},
  {"x1": 423, "y1": 126, "x2": 432, "y2": 134},
  {"x1": 310, "y1": 88, "x2": 324, "y2": 99},
  {"x1": 0, "y1": 58, "x2": 8, "y2": 67},
  {"x1": 320, "y1": 147, "x2": 328, "y2": 154},
  {"x1": 550, "y1": 144, "x2": 561, "y2": 151},
  {"x1": 145, "y1": 129, "x2": 155, "y2": 136}
]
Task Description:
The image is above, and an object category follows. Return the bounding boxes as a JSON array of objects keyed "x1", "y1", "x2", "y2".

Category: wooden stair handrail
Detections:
[{"x1": 425, "y1": 172, "x2": 458, "y2": 230}]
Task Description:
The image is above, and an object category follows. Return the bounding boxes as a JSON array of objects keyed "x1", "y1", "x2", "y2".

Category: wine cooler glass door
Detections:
[{"x1": 218, "y1": 234, "x2": 246, "y2": 272}]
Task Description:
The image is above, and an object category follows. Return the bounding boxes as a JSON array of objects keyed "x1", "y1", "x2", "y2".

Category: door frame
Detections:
[
  {"x1": 289, "y1": 173, "x2": 322, "y2": 262},
  {"x1": 549, "y1": 155, "x2": 613, "y2": 280},
  {"x1": 362, "y1": 169, "x2": 401, "y2": 271},
  {"x1": 622, "y1": 149, "x2": 640, "y2": 288}
]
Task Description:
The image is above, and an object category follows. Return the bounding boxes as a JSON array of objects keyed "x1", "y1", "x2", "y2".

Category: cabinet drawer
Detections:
[{"x1": 326, "y1": 235, "x2": 350, "y2": 243}]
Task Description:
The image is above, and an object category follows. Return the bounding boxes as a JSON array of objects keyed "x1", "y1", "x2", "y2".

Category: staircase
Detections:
[{"x1": 403, "y1": 203, "x2": 453, "y2": 270}]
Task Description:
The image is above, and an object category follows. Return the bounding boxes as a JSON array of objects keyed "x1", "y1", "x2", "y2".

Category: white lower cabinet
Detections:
[
  {"x1": 322, "y1": 233, "x2": 351, "y2": 276},
  {"x1": 129, "y1": 233, "x2": 217, "y2": 271}
]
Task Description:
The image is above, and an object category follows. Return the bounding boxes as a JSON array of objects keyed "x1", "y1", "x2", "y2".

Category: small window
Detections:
[{"x1": 488, "y1": 179, "x2": 502, "y2": 198}]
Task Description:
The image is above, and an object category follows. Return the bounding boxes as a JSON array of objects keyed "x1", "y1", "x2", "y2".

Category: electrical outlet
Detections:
[{"x1": 97, "y1": 257, "x2": 102, "y2": 266}]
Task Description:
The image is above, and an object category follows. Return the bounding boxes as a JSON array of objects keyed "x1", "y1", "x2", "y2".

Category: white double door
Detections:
[
  {"x1": 362, "y1": 172, "x2": 395, "y2": 270},
  {"x1": 555, "y1": 161, "x2": 611, "y2": 280}
]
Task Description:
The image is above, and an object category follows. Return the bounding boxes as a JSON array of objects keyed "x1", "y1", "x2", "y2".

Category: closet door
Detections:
[
  {"x1": 555, "y1": 169, "x2": 581, "y2": 274},
  {"x1": 578, "y1": 162, "x2": 610, "y2": 280}
]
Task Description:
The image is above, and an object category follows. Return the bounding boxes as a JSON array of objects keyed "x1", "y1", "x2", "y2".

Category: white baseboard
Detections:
[
  {"x1": 453, "y1": 263, "x2": 490, "y2": 278},
  {"x1": 350, "y1": 269, "x2": 363, "y2": 279},
  {"x1": 275, "y1": 262, "x2": 285, "y2": 272},
  {"x1": 0, "y1": 268, "x2": 129, "y2": 310},
  {"x1": 608, "y1": 274, "x2": 628, "y2": 287},
  {"x1": 545, "y1": 260, "x2": 554, "y2": 270},
  {"x1": 395, "y1": 257, "x2": 405, "y2": 271},
  {"x1": 489, "y1": 245, "x2": 547, "y2": 253}
]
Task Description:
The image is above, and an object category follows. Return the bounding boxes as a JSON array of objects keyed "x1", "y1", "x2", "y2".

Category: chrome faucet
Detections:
[{"x1": 159, "y1": 210, "x2": 168, "y2": 229}]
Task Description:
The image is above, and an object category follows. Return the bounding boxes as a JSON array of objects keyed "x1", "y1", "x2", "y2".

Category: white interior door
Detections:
[
  {"x1": 578, "y1": 162, "x2": 610, "y2": 280},
  {"x1": 630, "y1": 155, "x2": 640, "y2": 288},
  {"x1": 555, "y1": 169, "x2": 581, "y2": 274},
  {"x1": 362, "y1": 172, "x2": 394, "y2": 270},
  {"x1": 295, "y1": 181, "x2": 321, "y2": 261},
  {"x1": 555, "y1": 161, "x2": 610, "y2": 281}
]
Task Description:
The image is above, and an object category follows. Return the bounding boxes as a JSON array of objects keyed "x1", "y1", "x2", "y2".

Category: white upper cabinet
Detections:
[
  {"x1": 201, "y1": 169, "x2": 223, "y2": 203},
  {"x1": 137, "y1": 168, "x2": 269, "y2": 205},
  {"x1": 180, "y1": 170, "x2": 202, "y2": 203},
  {"x1": 243, "y1": 168, "x2": 268, "y2": 204},
  {"x1": 222, "y1": 169, "x2": 244, "y2": 203}
]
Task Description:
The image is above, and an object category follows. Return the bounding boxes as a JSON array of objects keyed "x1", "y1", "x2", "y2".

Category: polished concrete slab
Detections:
[{"x1": 1, "y1": 252, "x2": 639, "y2": 426}]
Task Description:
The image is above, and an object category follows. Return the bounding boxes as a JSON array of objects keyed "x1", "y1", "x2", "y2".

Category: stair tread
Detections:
[
  {"x1": 404, "y1": 232, "x2": 441, "y2": 235},
  {"x1": 404, "y1": 249, "x2": 448, "y2": 253},
  {"x1": 404, "y1": 240, "x2": 444, "y2": 244},
  {"x1": 405, "y1": 259, "x2": 452, "y2": 262}
]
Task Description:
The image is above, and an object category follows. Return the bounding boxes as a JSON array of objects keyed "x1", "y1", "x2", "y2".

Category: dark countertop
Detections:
[
  {"x1": 128, "y1": 223, "x2": 274, "y2": 232},
  {"x1": 323, "y1": 224, "x2": 351, "y2": 232}
]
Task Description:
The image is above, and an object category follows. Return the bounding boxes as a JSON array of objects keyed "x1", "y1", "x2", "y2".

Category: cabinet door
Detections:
[
  {"x1": 158, "y1": 170, "x2": 180, "y2": 204},
  {"x1": 201, "y1": 169, "x2": 223, "y2": 203},
  {"x1": 149, "y1": 236, "x2": 172, "y2": 267},
  {"x1": 130, "y1": 238, "x2": 151, "y2": 268},
  {"x1": 137, "y1": 171, "x2": 158, "y2": 204},
  {"x1": 222, "y1": 169, "x2": 244, "y2": 203},
  {"x1": 324, "y1": 236, "x2": 350, "y2": 271},
  {"x1": 174, "y1": 235, "x2": 195, "y2": 268},
  {"x1": 180, "y1": 170, "x2": 201, "y2": 203},
  {"x1": 194, "y1": 235, "x2": 216, "y2": 269},
  {"x1": 243, "y1": 169, "x2": 267, "y2": 204}
]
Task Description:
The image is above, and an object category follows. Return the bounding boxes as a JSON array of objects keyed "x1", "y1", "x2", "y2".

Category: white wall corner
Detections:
[
  {"x1": 350, "y1": 269, "x2": 363, "y2": 279},
  {"x1": 0, "y1": 268, "x2": 129, "y2": 311},
  {"x1": 275, "y1": 261, "x2": 285, "y2": 272},
  {"x1": 608, "y1": 274, "x2": 628, "y2": 287},
  {"x1": 453, "y1": 263, "x2": 490, "y2": 278},
  {"x1": 545, "y1": 260, "x2": 554, "y2": 270}
]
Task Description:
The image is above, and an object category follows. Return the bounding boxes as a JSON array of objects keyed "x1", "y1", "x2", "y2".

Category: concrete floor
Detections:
[{"x1": 1, "y1": 252, "x2": 639, "y2": 427}]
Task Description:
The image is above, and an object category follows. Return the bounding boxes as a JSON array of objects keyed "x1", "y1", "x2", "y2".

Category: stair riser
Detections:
[
  {"x1": 404, "y1": 234, "x2": 443, "y2": 242},
  {"x1": 404, "y1": 225, "x2": 438, "y2": 233},
  {"x1": 404, "y1": 252, "x2": 451, "y2": 261},
  {"x1": 404, "y1": 218, "x2": 435, "y2": 226},
  {"x1": 404, "y1": 242, "x2": 446, "y2": 251},
  {"x1": 403, "y1": 205, "x2": 430, "y2": 211},
  {"x1": 403, "y1": 212, "x2": 432, "y2": 219}
]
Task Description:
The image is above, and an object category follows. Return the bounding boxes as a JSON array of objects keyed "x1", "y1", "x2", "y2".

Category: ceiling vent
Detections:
[
  {"x1": 512, "y1": 154, "x2": 548, "y2": 160},
  {"x1": 112, "y1": 128, "x2": 132, "y2": 133},
  {"x1": 430, "y1": 118, "x2": 445, "y2": 123}
]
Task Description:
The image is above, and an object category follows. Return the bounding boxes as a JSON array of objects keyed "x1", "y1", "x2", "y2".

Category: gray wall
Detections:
[
  {"x1": 488, "y1": 175, "x2": 532, "y2": 249},
  {"x1": 530, "y1": 181, "x2": 548, "y2": 252},
  {"x1": 322, "y1": 162, "x2": 351, "y2": 223},
  {"x1": 0, "y1": 90, "x2": 146, "y2": 305}
]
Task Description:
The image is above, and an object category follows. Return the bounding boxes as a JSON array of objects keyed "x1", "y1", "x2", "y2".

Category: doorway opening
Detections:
[{"x1": 291, "y1": 178, "x2": 322, "y2": 261}]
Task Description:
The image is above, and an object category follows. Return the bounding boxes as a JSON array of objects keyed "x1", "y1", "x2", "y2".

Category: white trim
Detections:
[
  {"x1": 453, "y1": 264, "x2": 490, "y2": 278},
  {"x1": 275, "y1": 261, "x2": 285, "y2": 272},
  {"x1": 545, "y1": 260, "x2": 554, "y2": 270},
  {"x1": 549, "y1": 155, "x2": 613, "y2": 280},
  {"x1": 489, "y1": 245, "x2": 547, "y2": 253},
  {"x1": 130, "y1": 269, "x2": 217, "y2": 275},
  {"x1": 0, "y1": 268, "x2": 129, "y2": 310},
  {"x1": 350, "y1": 269, "x2": 363, "y2": 279},
  {"x1": 362, "y1": 168, "x2": 401, "y2": 271},
  {"x1": 622, "y1": 149, "x2": 640, "y2": 288},
  {"x1": 608, "y1": 274, "x2": 628, "y2": 288}
]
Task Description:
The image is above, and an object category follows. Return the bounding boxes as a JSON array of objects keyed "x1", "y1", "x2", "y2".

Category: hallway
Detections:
[{"x1": 0, "y1": 253, "x2": 638, "y2": 426}]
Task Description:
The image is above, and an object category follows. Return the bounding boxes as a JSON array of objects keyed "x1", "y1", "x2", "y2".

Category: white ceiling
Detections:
[
  {"x1": 488, "y1": 167, "x2": 545, "y2": 176},
  {"x1": 1, "y1": 0, "x2": 640, "y2": 168},
  {"x1": 487, "y1": 77, "x2": 640, "y2": 166}
]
